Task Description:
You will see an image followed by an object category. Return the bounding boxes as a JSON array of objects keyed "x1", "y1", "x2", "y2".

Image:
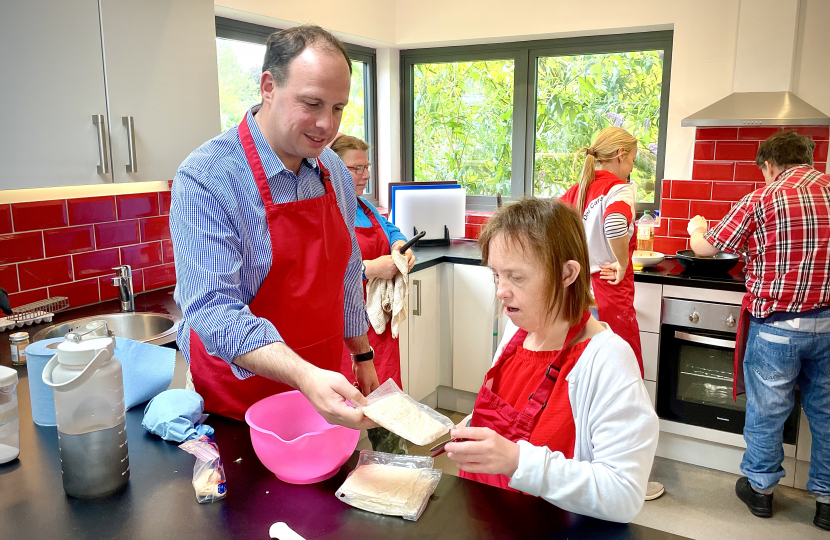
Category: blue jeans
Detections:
[{"x1": 741, "y1": 310, "x2": 830, "y2": 496}]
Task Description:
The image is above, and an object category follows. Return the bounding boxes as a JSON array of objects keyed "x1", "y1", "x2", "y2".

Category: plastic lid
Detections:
[
  {"x1": 644, "y1": 210, "x2": 651, "y2": 215},
  {"x1": 0, "y1": 365, "x2": 18, "y2": 387},
  {"x1": 56, "y1": 337, "x2": 114, "y2": 366}
]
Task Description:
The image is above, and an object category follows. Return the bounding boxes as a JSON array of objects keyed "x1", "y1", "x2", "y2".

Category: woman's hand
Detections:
[
  {"x1": 599, "y1": 261, "x2": 625, "y2": 285},
  {"x1": 363, "y1": 256, "x2": 399, "y2": 280},
  {"x1": 445, "y1": 426, "x2": 520, "y2": 477},
  {"x1": 391, "y1": 240, "x2": 416, "y2": 272}
]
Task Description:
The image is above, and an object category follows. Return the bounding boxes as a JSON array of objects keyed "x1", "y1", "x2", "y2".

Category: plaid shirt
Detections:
[{"x1": 705, "y1": 165, "x2": 830, "y2": 318}]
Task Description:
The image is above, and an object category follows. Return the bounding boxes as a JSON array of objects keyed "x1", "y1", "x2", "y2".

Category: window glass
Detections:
[
  {"x1": 412, "y1": 60, "x2": 514, "y2": 196},
  {"x1": 340, "y1": 60, "x2": 366, "y2": 141},
  {"x1": 215, "y1": 38, "x2": 264, "y2": 131},
  {"x1": 533, "y1": 51, "x2": 664, "y2": 202}
]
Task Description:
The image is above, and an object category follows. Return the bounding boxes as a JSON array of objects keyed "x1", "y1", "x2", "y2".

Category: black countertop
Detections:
[
  {"x1": 0, "y1": 379, "x2": 690, "y2": 540},
  {"x1": 0, "y1": 287, "x2": 180, "y2": 370},
  {"x1": 413, "y1": 241, "x2": 748, "y2": 293}
]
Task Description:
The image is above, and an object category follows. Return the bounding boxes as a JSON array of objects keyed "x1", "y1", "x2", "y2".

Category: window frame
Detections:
[
  {"x1": 215, "y1": 17, "x2": 380, "y2": 203},
  {"x1": 400, "y1": 31, "x2": 673, "y2": 212}
]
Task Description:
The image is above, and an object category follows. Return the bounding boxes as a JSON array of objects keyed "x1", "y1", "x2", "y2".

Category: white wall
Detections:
[{"x1": 792, "y1": 0, "x2": 830, "y2": 126}]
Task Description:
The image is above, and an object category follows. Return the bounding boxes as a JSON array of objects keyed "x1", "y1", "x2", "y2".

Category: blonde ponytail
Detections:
[{"x1": 574, "y1": 127, "x2": 639, "y2": 213}]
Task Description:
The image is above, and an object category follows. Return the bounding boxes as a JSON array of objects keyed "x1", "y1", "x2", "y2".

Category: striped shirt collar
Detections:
[{"x1": 246, "y1": 105, "x2": 319, "y2": 179}]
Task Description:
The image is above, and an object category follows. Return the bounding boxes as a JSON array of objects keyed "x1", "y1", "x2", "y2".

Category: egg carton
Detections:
[{"x1": 0, "y1": 311, "x2": 54, "y2": 332}]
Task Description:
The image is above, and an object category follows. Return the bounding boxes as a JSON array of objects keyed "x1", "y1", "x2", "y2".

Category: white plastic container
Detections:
[
  {"x1": 42, "y1": 328, "x2": 130, "y2": 498},
  {"x1": 0, "y1": 365, "x2": 20, "y2": 464}
]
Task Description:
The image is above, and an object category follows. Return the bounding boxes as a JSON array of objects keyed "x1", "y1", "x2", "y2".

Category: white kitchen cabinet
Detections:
[
  {"x1": 640, "y1": 330, "x2": 659, "y2": 382},
  {"x1": 644, "y1": 380, "x2": 657, "y2": 409},
  {"x1": 406, "y1": 265, "x2": 441, "y2": 403},
  {"x1": 0, "y1": 0, "x2": 220, "y2": 190},
  {"x1": 452, "y1": 264, "x2": 498, "y2": 393},
  {"x1": 633, "y1": 282, "x2": 663, "y2": 333}
]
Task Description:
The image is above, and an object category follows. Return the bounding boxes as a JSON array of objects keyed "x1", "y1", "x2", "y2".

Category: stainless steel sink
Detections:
[{"x1": 32, "y1": 313, "x2": 179, "y2": 346}]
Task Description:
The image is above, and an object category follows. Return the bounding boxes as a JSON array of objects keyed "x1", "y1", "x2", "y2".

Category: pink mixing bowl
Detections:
[{"x1": 245, "y1": 390, "x2": 360, "y2": 484}]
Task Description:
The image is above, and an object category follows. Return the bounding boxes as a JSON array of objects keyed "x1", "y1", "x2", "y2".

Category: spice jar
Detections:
[{"x1": 9, "y1": 332, "x2": 29, "y2": 366}]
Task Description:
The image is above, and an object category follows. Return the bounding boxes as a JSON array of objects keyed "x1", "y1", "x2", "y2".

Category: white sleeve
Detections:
[{"x1": 508, "y1": 377, "x2": 659, "y2": 523}]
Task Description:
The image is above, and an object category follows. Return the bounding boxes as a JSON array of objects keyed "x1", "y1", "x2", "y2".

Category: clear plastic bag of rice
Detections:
[
  {"x1": 335, "y1": 450, "x2": 442, "y2": 521},
  {"x1": 361, "y1": 379, "x2": 454, "y2": 446}
]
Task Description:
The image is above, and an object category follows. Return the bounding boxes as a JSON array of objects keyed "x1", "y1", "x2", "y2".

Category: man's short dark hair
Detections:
[
  {"x1": 756, "y1": 130, "x2": 815, "y2": 169},
  {"x1": 262, "y1": 25, "x2": 352, "y2": 87}
]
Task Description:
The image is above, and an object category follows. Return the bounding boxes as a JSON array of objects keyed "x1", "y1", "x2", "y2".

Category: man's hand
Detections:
[
  {"x1": 352, "y1": 359, "x2": 380, "y2": 396},
  {"x1": 687, "y1": 215, "x2": 708, "y2": 237},
  {"x1": 445, "y1": 426, "x2": 520, "y2": 477},
  {"x1": 599, "y1": 261, "x2": 625, "y2": 285},
  {"x1": 364, "y1": 256, "x2": 399, "y2": 280},
  {"x1": 391, "y1": 240, "x2": 416, "y2": 272},
  {"x1": 295, "y1": 365, "x2": 377, "y2": 430}
]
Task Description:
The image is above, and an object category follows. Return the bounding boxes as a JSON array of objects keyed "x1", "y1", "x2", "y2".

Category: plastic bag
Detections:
[
  {"x1": 335, "y1": 450, "x2": 442, "y2": 521},
  {"x1": 361, "y1": 379, "x2": 454, "y2": 446},
  {"x1": 179, "y1": 435, "x2": 227, "y2": 503}
]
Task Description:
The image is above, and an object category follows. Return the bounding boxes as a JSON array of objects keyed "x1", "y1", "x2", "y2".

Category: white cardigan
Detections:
[{"x1": 486, "y1": 322, "x2": 659, "y2": 523}]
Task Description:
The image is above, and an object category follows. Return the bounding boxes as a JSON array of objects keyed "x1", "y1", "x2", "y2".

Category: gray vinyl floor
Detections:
[{"x1": 358, "y1": 409, "x2": 827, "y2": 539}]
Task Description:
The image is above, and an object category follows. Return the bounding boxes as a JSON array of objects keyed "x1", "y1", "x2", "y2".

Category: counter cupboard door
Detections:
[
  {"x1": 407, "y1": 266, "x2": 440, "y2": 403},
  {"x1": 452, "y1": 264, "x2": 498, "y2": 394},
  {"x1": 1, "y1": 0, "x2": 110, "y2": 189},
  {"x1": 101, "y1": 0, "x2": 220, "y2": 183}
]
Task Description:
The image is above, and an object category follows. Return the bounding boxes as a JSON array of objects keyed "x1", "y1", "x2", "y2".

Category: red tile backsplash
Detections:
[
  {"x1": 11, "y1": 200, "x2": 68, "y2": 232},
  {"x1": 660, "y1": 199, "x2": 690, "y2": 219},
  {"x1": 712, "y1": 182, "x2": 757, "y2": 201},
  {"x1": 690, "y1": 200, "x2": 734, "y2": 220},
  {"x1": 715, "y1": 141, "x2": 758, "y2": 161},
  {"x1": 116, "y1": 193, "x2": 159, "y2": 220},
  {"x1": 734, "y1": 162, "x2": 765, "y2": 182},
  {"x1": 0, "y1": 205, "x2": 11, "y2": 235},
  {"x1": 95, "y1": 220, "x2": 140, "y2": 249},
  {"x1": 8, "y1": 288, "x2": 48, "y2": 309},
  {"x1": 661, "y1": 179, "x2": 672, "y2": 199},
  {"x1": 816, "y1": 162, "x2": 827, "y2": 174},
  {"x1": 695, "y1": 127, "x2": 737, "y2": 141},
  {"x1": 0, "y1": 231, "x2": 44, "y2": 265},
  {"x1": 791, "y1": 126, "x2": 829, "y2": 140},
  {"x1": 43, "y1": 225, "x2": 95, "y2": 257},
  {"x1": 466, "y1": 214, "x2": 490, "y2": 225},
  {"x1": 692, "y1": 161, "x2": 735, "y2": 181},
  {"x1": 18, "y1": 256, "x2": 73, "y2": 290},
  {"x1": 144, "y1": 263, "x2": 176, "y2": 290},
  {"x1": 668, "y1": 219, "x2": 690, "y2": 237},
  {"x1": 49, "y1": 279, "x2": 100, "y2": 309},
  {"x1": 139, "y1": 216, "x2": 171, "y2": 242},
  {"x1": 694, "y1": 141, "x2": 715, "y2": 160},
  {"x1": 0, "y1": 265, "x2": 19, "y2": 294},
  {"x1": 814, "y1": 141, "x2": 828, "y2": 162},
  {"x1": 120, "y1": 243, "x2": 163, "y2": 270},
  {"x1": 738, "y1": 126, "x2": 780, "y2": 140},
  {"x1": 159, "y1": 192, "x2": 172, "y2": 215},
  {"x1": 162, "y1": 240, "x2": 175, "y2": 264},
  {"x1": 67, "y1": 196, "x2": 117, "y2": 226},
  {"x1": 464, "y1": 223, "x2": 482, "y2": 240},
  {"x1": 671, "y1": 181, "x2": 712, "y2": 200},
  {"x1": 73, "y1": 249, "x2": 121, "y2": 279},
  {"x1": 654, "y1": 237, "x2": 688, "y2": 254}
]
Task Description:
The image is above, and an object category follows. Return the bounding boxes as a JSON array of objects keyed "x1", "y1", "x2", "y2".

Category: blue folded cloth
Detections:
[
  {"x1": 142, "y1": 389, "x2": 214, "y2": 442},
  {"x1": 114, "y1": 337, "x2": 177, "y2": 409}
]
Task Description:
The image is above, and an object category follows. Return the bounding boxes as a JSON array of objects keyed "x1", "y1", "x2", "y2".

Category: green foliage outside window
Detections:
[{"x1": 412, "y1": 51, "x2": 663, "y2": 202}]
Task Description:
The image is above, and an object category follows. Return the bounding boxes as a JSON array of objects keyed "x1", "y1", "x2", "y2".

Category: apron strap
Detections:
[
  {"x1": 525, "y1": 310, "x2": 591, "y2": 418},
  {"x1": 238, "y1": 113, "x2": 273, "y2": 206}
]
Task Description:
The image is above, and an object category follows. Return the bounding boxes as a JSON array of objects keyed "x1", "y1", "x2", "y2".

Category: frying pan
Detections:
[{"x1": 665, "y1": 250, "x2": 740, "y2": 275}]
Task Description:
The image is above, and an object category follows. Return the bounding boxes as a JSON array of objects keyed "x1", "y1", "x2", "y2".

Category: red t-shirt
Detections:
[{"x1": 491, "y1": 340, "x2": 590, "y2": 458}]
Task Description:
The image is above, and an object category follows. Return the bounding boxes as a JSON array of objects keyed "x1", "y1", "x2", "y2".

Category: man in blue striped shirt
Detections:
[{"x1": 170, "y1": 26, "x2": 377, "y2": 427}]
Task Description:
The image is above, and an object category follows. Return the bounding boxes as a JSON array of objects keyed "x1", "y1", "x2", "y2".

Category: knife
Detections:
[
  {"x1": 397, "y1": 230, "x2": 426, "y2": 254},
  {"x1": 429, "y1": 437, "x2": 468, "y2": 458}
]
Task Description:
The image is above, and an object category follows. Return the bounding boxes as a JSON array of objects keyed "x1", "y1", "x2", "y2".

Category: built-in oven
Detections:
[{"x1": 656, "y1": 297, "x2": 799, "y2": 444}]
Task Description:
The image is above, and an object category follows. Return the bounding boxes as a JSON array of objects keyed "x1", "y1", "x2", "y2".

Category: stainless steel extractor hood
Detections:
[{"x1": 681, "y1": 91, "x2": 830, "y2": 127}]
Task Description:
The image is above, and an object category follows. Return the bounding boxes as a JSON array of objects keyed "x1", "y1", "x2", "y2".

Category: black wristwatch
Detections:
[{"x1": 352, "y1": 346, "x2": 375, "y2": 363}]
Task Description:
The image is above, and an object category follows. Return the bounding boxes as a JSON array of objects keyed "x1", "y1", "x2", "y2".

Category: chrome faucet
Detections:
[{"x1": 111, "y1": 265, "x2": 135, "y2": 312}]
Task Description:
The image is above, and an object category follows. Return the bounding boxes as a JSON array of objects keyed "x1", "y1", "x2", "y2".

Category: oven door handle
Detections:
[{"x1": 674, "y1": 331, "x2": 736, "y2": 349}]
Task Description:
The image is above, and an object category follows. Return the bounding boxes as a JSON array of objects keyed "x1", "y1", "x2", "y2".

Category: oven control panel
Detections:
[{"x1": 661, "y1": 298, "x2": 742, "y2": 334}]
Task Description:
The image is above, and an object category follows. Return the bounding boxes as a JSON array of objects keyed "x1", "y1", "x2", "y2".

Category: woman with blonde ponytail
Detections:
[{"x1": 560, "y1": 127, "x2": 643, "y2": 375}]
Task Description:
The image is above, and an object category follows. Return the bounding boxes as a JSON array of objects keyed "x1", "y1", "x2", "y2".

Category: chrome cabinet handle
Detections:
[
  {"x1": 674, "y1": 331, "x2": 736, "y2": 349},
  {"x1": 93, "y1": 114, "x2": 110, "y2": 174},
  {"x1": 413, "y1": 279, "x2": 421, "y2": 316},
  {"x1": 122, "y1": 116, "x2": 137, "y2": 173}
]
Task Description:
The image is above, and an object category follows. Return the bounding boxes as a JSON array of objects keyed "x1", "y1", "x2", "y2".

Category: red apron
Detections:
[
  {"x1": 732, "y1": 292, "x2": 753, "y2": 400},
  {"x1": 460, "y1": 311, "x2": 591, "y2": 490},
  {"x1": 189, "y1": 114, "x2": 352, "y2": 421},
  {"x1": 339, "y1": 199, "x2": 402, "y2": 388},
  {"x1": 591, "y1": 233, "x2": 644, "y2": 377}
]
